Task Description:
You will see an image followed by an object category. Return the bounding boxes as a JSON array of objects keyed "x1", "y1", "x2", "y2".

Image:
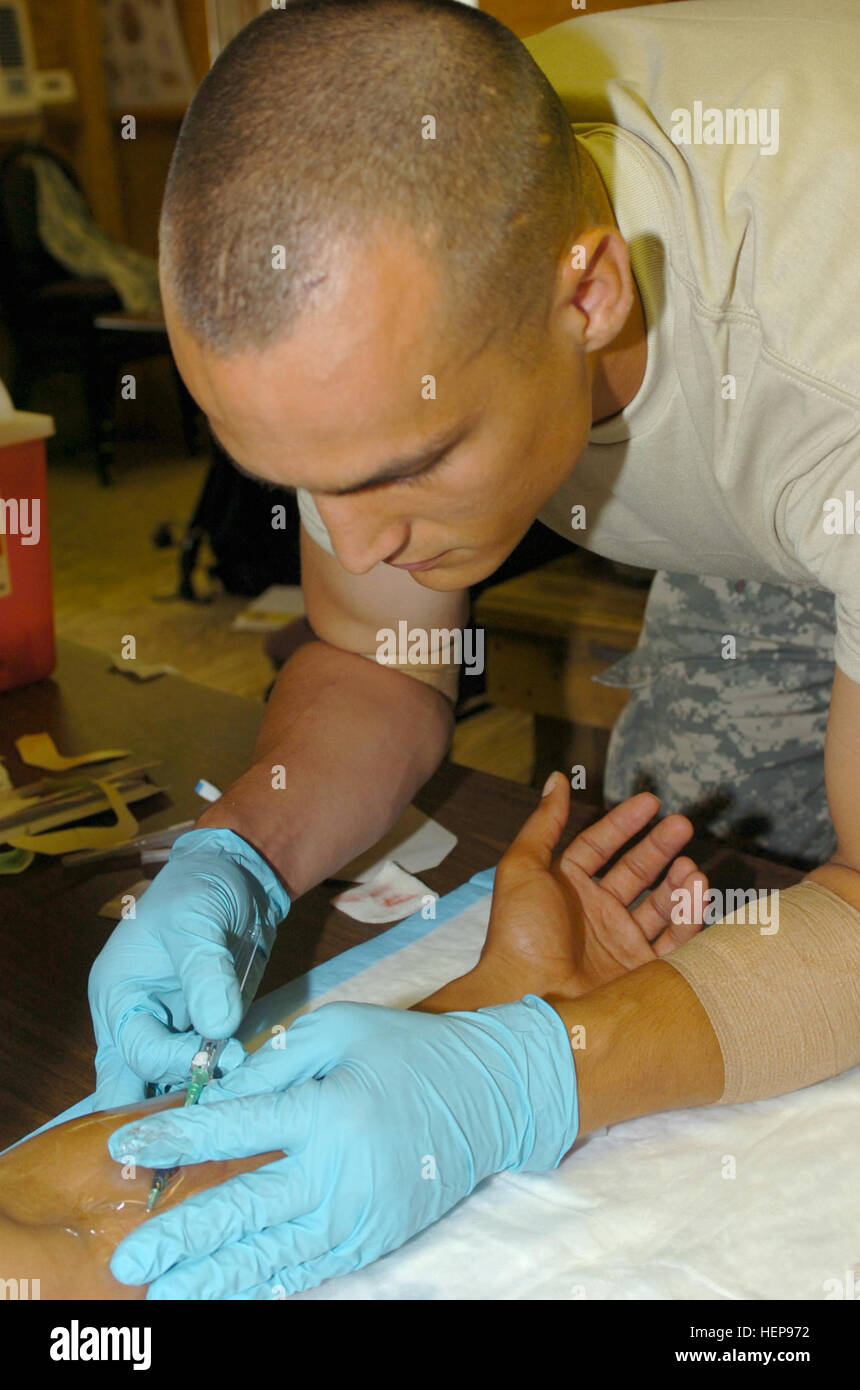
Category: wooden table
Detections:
[{"x1": 0, "y1": 638, "x2": 802, "y2": 1150}]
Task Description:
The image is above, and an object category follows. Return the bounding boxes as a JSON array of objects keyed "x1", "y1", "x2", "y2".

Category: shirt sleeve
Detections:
[
  {"x1": 834, "y1": 596, "x2": 860, "y2": 686},
  {"x1": 781, "y1": 440, "x2": 860, "y2": 685},
  {"x1": 296, "y1": 487, "x2": 336, "y2": 556}
]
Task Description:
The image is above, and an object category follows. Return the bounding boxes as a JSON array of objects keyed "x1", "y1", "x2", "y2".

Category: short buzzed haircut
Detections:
[{"x1": 160, "y1": 0, "x2": 584, "y2": 365}]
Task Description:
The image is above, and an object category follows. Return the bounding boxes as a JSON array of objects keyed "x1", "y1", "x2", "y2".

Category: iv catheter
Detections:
[{"x1": 145, "y1": 919, "x2": 270, "y2": 1212}]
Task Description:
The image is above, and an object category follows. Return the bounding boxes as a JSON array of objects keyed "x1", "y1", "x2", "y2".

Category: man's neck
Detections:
[
  {"x1": 590, "y1": 285, "x2": 648, "y2": 424},
  {"x1": 578, "y1": 145, "x2": 648, "y2": 425}
]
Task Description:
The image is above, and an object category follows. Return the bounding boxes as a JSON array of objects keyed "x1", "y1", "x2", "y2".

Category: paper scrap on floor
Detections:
[
  {"x1": 110, "y1": 654, "x2": 179, "y2": 681},
  {"x1": 239, "y1": 867, "x2": 860, "y2": 1302}
]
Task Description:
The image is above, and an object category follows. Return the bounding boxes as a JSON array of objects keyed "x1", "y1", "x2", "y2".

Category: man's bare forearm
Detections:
[{"x1": 196, "y1": 639, "x2": 453, "y2": 897}]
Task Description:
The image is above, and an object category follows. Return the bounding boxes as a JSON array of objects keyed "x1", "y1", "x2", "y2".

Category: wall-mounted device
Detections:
[
  {"x1": 0, "y1": 1, "x2": 39, "y2": 115},
  {"x1": 35, "y1": 69, "x2": 77, "y2": 106}
]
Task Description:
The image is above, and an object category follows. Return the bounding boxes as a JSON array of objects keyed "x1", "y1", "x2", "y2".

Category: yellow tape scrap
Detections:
[
  {"x1": 5, "y1": 778, "x2": 138, "y2": 854},
  {"x1": 14, "y1": 732, "x2": 129, "y2": 772}
]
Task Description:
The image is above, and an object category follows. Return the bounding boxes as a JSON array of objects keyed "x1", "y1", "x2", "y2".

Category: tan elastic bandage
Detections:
[{"x1": 664, "y1": 880, "x2": 860, "y2": 1105}]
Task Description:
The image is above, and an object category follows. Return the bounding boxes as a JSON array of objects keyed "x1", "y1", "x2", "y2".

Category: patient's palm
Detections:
[{"x1": 479, "y1": 777, "x2": 705, "y2": 1001}]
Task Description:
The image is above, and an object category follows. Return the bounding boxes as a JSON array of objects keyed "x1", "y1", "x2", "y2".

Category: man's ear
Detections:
[{"x1": 556, "y1": 226, "x2": 635, "y2": 353}]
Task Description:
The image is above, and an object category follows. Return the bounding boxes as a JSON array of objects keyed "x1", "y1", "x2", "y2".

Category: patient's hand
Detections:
[{"x1": 418, "y1": 773, "x2": 707, "y2": 1012}]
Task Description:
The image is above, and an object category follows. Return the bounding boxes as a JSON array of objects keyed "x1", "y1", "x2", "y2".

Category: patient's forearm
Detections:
[
  {"x1": 420, "y1": 880, "x2": 860, "y2": 1140},
  {"x1": 548, "y1": 877, "x2": 860, "y2": 1134},
  {"x1": 546, "y1": 961, "x2": 724, "y2": 1135},
  {"x1": 0, "y1": 1096, "x2": 280, "y2": 1299}
]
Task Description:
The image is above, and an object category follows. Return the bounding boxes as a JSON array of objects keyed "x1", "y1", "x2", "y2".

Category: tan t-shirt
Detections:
[{"x1": 298, "y1": 0, "x2": 860, "y2": 679}]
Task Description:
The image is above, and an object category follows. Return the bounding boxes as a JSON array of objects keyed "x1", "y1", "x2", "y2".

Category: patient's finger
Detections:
[
  {"x1": 560, "y1": 793, "x2": 661, "y2": 879},
  {"x1": 501, "y1": 771, "x2": 570, "y2": 872},
  {"x1": 593, "y1": 813, "x2": 695, "y2": 907},
  {"x1": 631, "y1": 860, "x2": 708, "y2": 941},
  {"x1": 652, "y1": 869, "x2": 709, "y2": 954}
]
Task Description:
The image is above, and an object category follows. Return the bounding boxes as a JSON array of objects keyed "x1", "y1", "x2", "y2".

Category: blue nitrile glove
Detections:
[
  {"x1": 107, "y1": 995, "x2": 579, "y2": 1299},
  {"x1": 88, "y1": 827, "x2": 290, "y2": 1110}
]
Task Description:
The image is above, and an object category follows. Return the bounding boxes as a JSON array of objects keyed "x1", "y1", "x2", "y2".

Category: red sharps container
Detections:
[{"x1": 0, "y1": 400, "x2": 56, "y2": 692}]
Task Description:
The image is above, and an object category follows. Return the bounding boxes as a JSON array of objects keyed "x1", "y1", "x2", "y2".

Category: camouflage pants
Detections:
[{"x1": 597, "y1": 571, "x2": 837, "y2": 865}]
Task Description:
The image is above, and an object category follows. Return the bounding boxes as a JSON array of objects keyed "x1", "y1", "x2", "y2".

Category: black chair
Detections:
[{"x1": 0, "y1": 142, "x2": 201, "y2": 483}]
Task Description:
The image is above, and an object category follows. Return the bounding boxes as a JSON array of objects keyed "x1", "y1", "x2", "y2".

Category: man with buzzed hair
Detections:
[{"x1": 86, "y1": 0, "x2": 860, "y2": 1298}]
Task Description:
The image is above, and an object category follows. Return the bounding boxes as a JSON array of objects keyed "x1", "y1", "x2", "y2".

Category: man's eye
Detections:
[{"x1": 397, "y1": 453, "x2": 450, "y2": 488}]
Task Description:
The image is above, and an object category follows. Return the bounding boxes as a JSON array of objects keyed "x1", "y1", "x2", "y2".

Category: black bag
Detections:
[{"x1": 177, "y1": 436, "x2": 301, "y2": 599}]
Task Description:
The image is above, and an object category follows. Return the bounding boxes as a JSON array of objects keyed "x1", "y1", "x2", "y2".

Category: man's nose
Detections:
[{"x1": 313, "y1": 495, "x2": 410, "y2": 574}]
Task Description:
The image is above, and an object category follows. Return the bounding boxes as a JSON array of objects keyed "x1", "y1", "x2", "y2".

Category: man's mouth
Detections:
[{"x1": 386, "y1": 550, "x2": 451, "y2": 573}]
